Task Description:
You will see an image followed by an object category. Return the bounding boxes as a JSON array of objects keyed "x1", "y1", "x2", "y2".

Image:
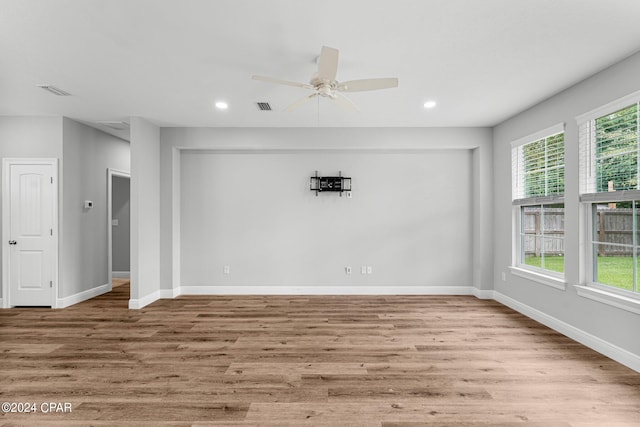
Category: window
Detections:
[
  {"x1": 519, "y1": 204, "x2": 565, "y2": 274},
  {"x1": 581, "y1": 103, "x2": 639, "y2": 193},
  {"x1": 579, "y1": 91, "x2": 640, "y2": 299},
  {"x1": 589, "y1": 202, "x2": 639, "y2": 294},
  {"x1": 512, "y1": 124, "x2": 565, "y2": 280},
  {"x1": 513, "y1": 132, "x2": 565, "y2": 199}
]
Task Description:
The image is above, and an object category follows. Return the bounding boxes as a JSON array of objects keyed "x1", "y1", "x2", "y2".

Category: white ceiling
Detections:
[{"x1": 1, "y1": 0, "x2": 640, "y2": 132}]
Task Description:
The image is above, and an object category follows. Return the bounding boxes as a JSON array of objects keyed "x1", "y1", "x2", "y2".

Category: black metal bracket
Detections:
[{"x1": 310, "y1": 171, "x2": 352, "y2": 197}]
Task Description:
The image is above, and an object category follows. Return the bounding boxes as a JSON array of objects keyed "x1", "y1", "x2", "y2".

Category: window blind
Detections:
[{"x1": 512, "y1": 125, "x2": 565, "y2": 204}]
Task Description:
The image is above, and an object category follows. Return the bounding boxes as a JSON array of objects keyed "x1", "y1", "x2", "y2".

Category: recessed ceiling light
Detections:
[
  {"x1": 215, "y1": 101, "x2": 228, "y2": 110},
  {"x1": 423, "y1": 100, "x2": 437, "y2": 109}
]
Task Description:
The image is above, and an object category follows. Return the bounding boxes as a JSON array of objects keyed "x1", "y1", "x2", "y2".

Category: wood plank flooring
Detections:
[{"x1": 1, "y1": 283, "x2": 639, "y2": 426}]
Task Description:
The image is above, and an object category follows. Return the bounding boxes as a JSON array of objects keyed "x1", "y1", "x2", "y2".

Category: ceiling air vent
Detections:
[
  {"x1": 95, "y1": 121, "x2": 130, "y2": 130},
  {"x1": 256, "y1": 102, "x2": 272, "y2": 111},
  {"x1": 37, "y1": 85, "x2": 72, "y2": 96}
]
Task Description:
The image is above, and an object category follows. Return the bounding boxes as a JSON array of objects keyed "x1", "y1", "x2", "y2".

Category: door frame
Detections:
[
  {"x1": 107, "y1": 168, "x2": 131, "y2": 289},
  {"x1": 2, "y1": 158, "x2": 59, "y2": 308}
]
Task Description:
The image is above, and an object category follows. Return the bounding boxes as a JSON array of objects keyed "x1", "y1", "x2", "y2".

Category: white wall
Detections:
[
  {"x1": 130, "y1": 117, "x2": 161, "y2": 306},
  {"x1": 61, "y1": 118, "x2": 130, "y2": 298},
  {"x1": 181, "y1": 150, "x2": 472, "y2": 289},
  {"x1": 160, "y1": 127, "x2": 493, "y2": 295},
  {"x1": 0, "y1": 117, "x2": 63, "y2": 303},
  {"x1": 472, "y1": 142, "x2": 494, "y2": 293},
  {"x1": 493, "y1": 51, "x2": 640, "y2": 360}
]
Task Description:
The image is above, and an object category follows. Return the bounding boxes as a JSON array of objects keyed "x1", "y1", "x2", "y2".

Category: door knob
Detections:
[{"x1": 8, "y1": 240, "x2": 16, "y2": 245}]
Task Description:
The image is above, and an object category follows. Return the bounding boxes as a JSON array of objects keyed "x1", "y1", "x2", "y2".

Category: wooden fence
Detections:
[
  {"x1": 523, "y1": 207, "x2": 636, "y2": 256},
  {"x1": 523, "y1": 208, "x2": 564, "y2": 256}
]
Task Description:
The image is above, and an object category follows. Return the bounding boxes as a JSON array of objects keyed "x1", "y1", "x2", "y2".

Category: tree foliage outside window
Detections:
[
  {"x1": 523, "y1": 133, "x2": 564, "y2": 197},
  {"x1": 595, "y1": 103, "x2": 639, "y2": 192}
]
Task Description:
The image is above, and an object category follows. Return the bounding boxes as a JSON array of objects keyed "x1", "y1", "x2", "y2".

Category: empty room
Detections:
[{"x1": 1, "y1": 0, "x2": 640, "y2": 425}]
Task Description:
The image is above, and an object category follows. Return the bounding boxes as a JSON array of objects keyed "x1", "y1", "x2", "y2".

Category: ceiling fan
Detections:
[{"x1": 252, "y1": 46, "x2": 398, "y2": 112}]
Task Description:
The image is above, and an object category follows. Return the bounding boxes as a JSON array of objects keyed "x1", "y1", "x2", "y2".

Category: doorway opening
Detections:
[{"x1": 107, "y1": 169, "x2": 130, "y2": 299}]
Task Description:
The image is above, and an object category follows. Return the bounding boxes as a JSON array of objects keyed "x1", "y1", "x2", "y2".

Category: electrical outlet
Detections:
[
  {"x1": 345, "y1": 266, "x2": 352, "y2": 274},
  {"x1": 223, "y1": 265, "x2": 230, "y2": 275},
  {"x1": 367, "y1": 266, "x2": 372, "y2": 274},
  {"x1": 361, "y1": 266, "x2": 367, "y2": 275},
  {"x1": 501, "y1": 271, "x2": 506, "y2": 281}
]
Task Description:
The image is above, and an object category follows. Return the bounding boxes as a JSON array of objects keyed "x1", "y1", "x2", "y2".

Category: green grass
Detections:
[
  {"x1": 525, "y1": 255, "x2": 636, "y2": 292},
  {"x1": 524, "y1": 255, "x2": 565, "y2": 273},
  {"x1": 596, "y1": 256, "x2": 635, "y2": 291}
]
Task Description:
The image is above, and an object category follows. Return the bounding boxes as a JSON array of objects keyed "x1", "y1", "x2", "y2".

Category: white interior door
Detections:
[{"x1": 5, "y1": 161, "x2": 57, "y2": 307}]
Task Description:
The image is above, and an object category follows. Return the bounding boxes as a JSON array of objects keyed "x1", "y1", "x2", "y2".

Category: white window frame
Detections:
[
  {"x1": 577, "y1": 89, "x2": 640, "y2": 312},
  {"x1": 511, "y1": 123, "x2": 565, "y2": 201},
  {"x1": 511, "y1": 201, "x2": 567, "y2": 290},
  {"x1": 511, "y1": 124, "x2": 566, "y2": 289},
  {"x1": 584, "y1": 199, "x2": 640, "y2": 296}
]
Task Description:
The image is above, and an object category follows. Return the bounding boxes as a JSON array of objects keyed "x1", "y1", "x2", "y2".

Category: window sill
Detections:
[
  {"x1": 509, "y1": 266, "x2": 567, "y2": 291},
  {"x1": 574, "y1": 285, "x2": 640, "y2": 315}
]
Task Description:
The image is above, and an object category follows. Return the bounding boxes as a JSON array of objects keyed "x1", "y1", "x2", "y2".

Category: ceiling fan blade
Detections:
[
  {"x1": 285, "y1": 93, "x2": 318, "y2": 112},
  {"x1": 252, "y1": 75, "x2": 314, "y2": 90},
  {"x1": 317, "y1": 46, "x2": 339, "y2": 81},
  {"x1": 337, "y1": 78, "x2": 398, "y2": 92},
  {"x1": 330, "y1": 93, "x2": 359, "y2": 112}
]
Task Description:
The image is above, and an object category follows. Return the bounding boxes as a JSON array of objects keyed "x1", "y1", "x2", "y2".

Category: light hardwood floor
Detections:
[
  {"x1": 1, "y1": 283, "x2": 639, "y2": 426},
  {"x1": 111, "y1": 278, "x2": 130, "y2": 288}
]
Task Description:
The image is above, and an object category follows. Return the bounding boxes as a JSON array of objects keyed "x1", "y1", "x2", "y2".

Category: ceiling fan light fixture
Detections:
[
  {"x1": 423, "y1": 100, "x2": 437, "y2": 109},
  {"x1": 252, "y1": 46, "x2": 399, "y2": 113}
]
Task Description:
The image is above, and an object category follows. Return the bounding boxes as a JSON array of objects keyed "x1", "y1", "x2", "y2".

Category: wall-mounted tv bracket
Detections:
[{"x1": 310, "y1": 171, "x2": 352, "y2": 196}]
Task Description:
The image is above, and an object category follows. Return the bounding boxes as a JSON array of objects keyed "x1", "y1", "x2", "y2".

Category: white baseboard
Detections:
[
  {"x1": 160, "y1": 288, "x2": 180, "y2": 298},
  {"x1": 128, "y1": 290, "x2": 161, "y2": 309},
  {"x1": 473, "y1": 288, "x2": 495, "y2": 299},
  {"x1": 134, "y1": 285, "x2": 472, "y2": 307},
  {"x1": 56, "y1": 283, "x2": 111, "y2": 309},
  {"x1": 128, "y1": 286, "x2": 180, "y2": 309},
  {"x1": 494, "y1": 291, "x2": 640, "y2": 373},
  {"x1": 112, "y1": 271, "x2": 130, "y2": 279},
  {"x1": 177, "y1": 285, "x2": 475, "y2": 296}
]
